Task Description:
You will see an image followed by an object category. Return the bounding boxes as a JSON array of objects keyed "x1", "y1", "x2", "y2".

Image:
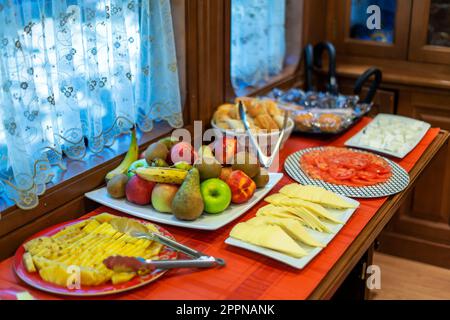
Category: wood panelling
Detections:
[{"x1": 378, "y1": 90, "x2": 450, "y2": 268}]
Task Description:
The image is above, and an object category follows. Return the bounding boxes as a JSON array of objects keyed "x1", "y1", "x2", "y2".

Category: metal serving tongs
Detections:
[
  {"x1": 238, "y1": 101, "x2": 289, "y2": 169},
  {"x1": 103, "y1": 218, "x2": 225, "y2": 274}
]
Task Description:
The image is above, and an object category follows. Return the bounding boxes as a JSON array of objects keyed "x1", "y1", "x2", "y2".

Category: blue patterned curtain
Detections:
[
  {"x1": 231, "y1": 0, "x2": 286, "y2": 93},
  {"x1": 0, "y1": 0, "x2": 183, "y2": 209}
]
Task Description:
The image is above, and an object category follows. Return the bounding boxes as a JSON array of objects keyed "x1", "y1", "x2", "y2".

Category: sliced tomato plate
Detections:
[
  {"x1": 14, "y1": 213, "x2": 178, "y2": 297},
  {"x1": 299, "y1": 147, "x2": 392, "y2": 187},
  {"x1": 284, "y1": 147, "x2": 410, "y2": 198}
]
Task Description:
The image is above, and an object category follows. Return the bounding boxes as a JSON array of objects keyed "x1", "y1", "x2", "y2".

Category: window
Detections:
[
  {"x1": 230, "y1": 0, "x2": 303, "y2": 96},
  {"x1": 0, "y1": 0, "x2": 185, "y2": 209}
]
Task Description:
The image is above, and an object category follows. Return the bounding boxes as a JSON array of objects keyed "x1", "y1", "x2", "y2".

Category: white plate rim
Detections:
[{"x1": 85, "y1": 173, "x2": 284, "y2": 231}]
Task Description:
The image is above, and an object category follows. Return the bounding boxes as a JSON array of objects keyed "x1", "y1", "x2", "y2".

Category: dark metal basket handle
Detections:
[
  {"x1": 303, "y1": 44, "x2": 314, "y2": 92},
  {"x1": 313, "y1": 41, "x2": 338, "y2": 95},
  {"x1": 353, "y1": 67, "x2": 382, "y2": 104}
]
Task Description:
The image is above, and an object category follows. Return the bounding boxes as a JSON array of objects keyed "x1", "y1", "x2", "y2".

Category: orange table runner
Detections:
[{"x1": 0, "y1": 118, "x2": 441, "y2": 300}]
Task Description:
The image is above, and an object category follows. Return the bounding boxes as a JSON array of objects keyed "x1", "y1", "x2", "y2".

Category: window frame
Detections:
[{"x1": 0, "y1": 0, "x2": 198, "y2": 259}]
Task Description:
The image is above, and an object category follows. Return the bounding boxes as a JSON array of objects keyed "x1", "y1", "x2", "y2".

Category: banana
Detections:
[
  {"x1": 136, "y1": 167, "x2": 188, "y2": 184},
  {"x1": 105, "y1": 128, "x2": 139, "y2": 182}
]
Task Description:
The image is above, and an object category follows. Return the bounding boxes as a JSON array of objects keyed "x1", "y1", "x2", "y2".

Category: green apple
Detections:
[
  {"x1": 151, "y1": 183, "x2": 179, "y2": 213},
  {"x1": 200, "y1": 178, "x2": 232, "y2": 214},
  {"x1": 127, "y1": 159, "x2": 149, "y2": 178}
]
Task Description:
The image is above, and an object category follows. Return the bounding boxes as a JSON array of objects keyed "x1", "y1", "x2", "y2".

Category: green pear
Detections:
[{"x1": 171, "y1": 168, "x2": 204, "y2": 221}]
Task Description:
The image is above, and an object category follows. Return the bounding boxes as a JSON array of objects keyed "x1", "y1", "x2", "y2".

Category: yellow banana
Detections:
[
  {"x1": 136, "y1": 167, "x2": 187, "y2": 184},
  {"x1": 105, "y1": 128, "x2": 138, "y2": 182}
]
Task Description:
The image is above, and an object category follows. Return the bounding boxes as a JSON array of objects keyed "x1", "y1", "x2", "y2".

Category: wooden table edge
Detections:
[{"x1": 308, "y1": 130, "x2": 450, "y2": 300}]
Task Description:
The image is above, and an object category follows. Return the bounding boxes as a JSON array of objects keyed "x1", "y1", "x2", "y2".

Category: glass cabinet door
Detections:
[
  {"x1": 409, "y1": 0, "x2": 450, "y2": 64},
  {"x1": 349, "y1": 0, "x2": 397, "y2": 44},
  {"x1": 427, "y1": 0, "x2": 450, "y2": 48},
  {"x1": 328, "y1": 0, "x2": 412, "y2": 59}
]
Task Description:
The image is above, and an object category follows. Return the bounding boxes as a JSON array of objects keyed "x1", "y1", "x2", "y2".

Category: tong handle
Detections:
[
  {"x1": 133, "y1": 231, "x2": 211, "y2": 260},
  {"x1": 238, "y1": 101, "x2": 288, "y2": 169},
  {"x1": 150, "y1": 257, "x2": 225, "y2": 270}
]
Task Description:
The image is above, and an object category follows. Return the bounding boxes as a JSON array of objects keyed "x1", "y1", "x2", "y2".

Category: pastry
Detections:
[
  {"x1": 213, "y1": 109, "x2": 231, "y2": 123},
  {"x1": 262, "y1": 99, "x2": 283, "y2": 117},
  {"x1": 317, "y1": 113, "x2": 342, "y2": 133},
  {"x1": 225, "y1": 119, "x2": 246, "y2": 131},
  {"x1": 294, "y1": 113, "x2": 313, "y2": 131},
  {"x1": 255, "y1": 114, "x2": 279, "y2": 131}
]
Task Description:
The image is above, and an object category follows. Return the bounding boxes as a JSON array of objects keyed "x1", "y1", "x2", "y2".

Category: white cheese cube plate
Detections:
[
  {"x1": 225, "y1": 195, "x2": 360, "y2": 269},
  {"x1": 85, "y1": 173, "x2": 283, "y2": 230},
  {"x1": 345, "y1": 113, "x2": 431, "y2": 158}
]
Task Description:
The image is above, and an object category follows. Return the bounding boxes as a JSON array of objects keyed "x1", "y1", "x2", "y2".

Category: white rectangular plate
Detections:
[
  {"x1": 225, "y1": 195, "x2": 360, "y2": 269},
  {"x1": 85, "y1": 173, "x2": 283, "y2": 231},
  {"x1": 345, "y1": 113, "x2": 431, "y2": 158}
]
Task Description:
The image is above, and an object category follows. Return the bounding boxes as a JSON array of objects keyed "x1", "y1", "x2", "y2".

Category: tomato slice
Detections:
[
  {"x1": 357, "y1": 170, "x2": 377, "y2": 180},
  {"x1": 329, "y1": 166, "x2": 355, "y2": 180},
  {"x1": 366, "y1": 163, "x2": 391, "y2": 175}
]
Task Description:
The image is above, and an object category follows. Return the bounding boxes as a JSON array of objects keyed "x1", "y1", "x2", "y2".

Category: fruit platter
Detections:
[
  {"x1": 225, "y1": 183, "x2": 360, "y2": 269},
  {"x1": 86, "y1": 130, "x2": 283, "y2": 230},
  {"x1": 14, "y1": 213, "x2": 178, "y2": 296}
]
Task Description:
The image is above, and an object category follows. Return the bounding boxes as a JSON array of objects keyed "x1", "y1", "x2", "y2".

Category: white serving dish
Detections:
[
  {"x1": 225, "y1": 195, "x2": 360, "y2": 269},
  {"x1": 345, "y1": 113, "x2": 431, "y2": 158},
  {"x1": 85, "y1": 173, "x2": 283, "y2": 231},
  {"x1": 211, "y1": 118, "x2": 294, "y2": 155}
]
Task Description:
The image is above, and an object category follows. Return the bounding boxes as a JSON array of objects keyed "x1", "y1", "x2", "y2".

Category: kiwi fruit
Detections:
[
  {"x1": 145, "y1": 141, "x2": 169, "y2": 164},
  {"x1": 253, "y1": 168, "x2": 270, "y2": 188},
  {"x1": 107, "y1": 174, "x2": 129, "y2": 199},
  {"x1": 194, "y1": 156, "x2": 222, "y2": 181},
  {"x1": 232, "y1": 151, "x2": 261, "y2": 178}
]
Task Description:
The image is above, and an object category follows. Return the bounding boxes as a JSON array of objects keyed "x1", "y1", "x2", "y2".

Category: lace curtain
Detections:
[
  {"x1": 231, "y1": 0, "x2": 286, "y2": 92},
  {"x1": 0, "y1": 0, "x2": 183, "y2": 210}
]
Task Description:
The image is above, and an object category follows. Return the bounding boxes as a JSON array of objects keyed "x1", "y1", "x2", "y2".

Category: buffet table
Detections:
[{"x1": 0, "y1": 118, "x2": 448, "y2": 300}]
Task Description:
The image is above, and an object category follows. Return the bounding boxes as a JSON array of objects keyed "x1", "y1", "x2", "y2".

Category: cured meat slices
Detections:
[{"x1": 300, "y1": 147, "x2": 392, "y2": 187}]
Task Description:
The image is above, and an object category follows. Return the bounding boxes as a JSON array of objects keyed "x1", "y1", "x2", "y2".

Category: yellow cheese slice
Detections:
[
  {"x1": 265, "y1": 193, "x2": 343, "y2": 224},
  {"x1": 246, "y1": 217, "x2": 325, "y2": 248},
  {"x1": 279, "y1": 184, "x2": 357, "y2": 209},
  {"x1": 230, "y1": 223, "x2": 307, "y2": 258},
  {"x1": 257, "y1": 204, "x2": 332, "y2": 233}
]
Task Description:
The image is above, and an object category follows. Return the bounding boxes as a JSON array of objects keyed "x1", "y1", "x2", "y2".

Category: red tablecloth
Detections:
[{"x1": 0, "y1": 118, "x2": 441, "y2": 300}]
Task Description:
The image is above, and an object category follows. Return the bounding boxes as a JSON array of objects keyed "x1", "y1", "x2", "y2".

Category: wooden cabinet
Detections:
[
  {"x1": 409, "y1": 0, "x2": 450, "y2": 65},
  {"x1": 328, "y1": 0, "x2": 450, "y2": 64},
  {"x1": 324, "y1": 0, "x2": 450, "y2": 268},
  {"x1": 379, "y1": 90, "x2": 450, "y2": 268},
  {"x1": 327, "y1": 0, "x2": 412, "y2": 59}
]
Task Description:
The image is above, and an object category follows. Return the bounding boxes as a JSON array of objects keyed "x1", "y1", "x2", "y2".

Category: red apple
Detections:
[
  {"x1": 170, "y1": 142, "x2": 198, "y2": 165},
  {"x1": 151, "y1": 183, "x2": 179, "y2": 213},
  {"x1": 125, "y1": 175, "x2": 155, "y2": 205},
  {"x1": 226, "y1": 170, "x2": 256, "y2": 204},
  {"x1": 210, "y1": 137, "x2": 237, "y2": 165}
]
